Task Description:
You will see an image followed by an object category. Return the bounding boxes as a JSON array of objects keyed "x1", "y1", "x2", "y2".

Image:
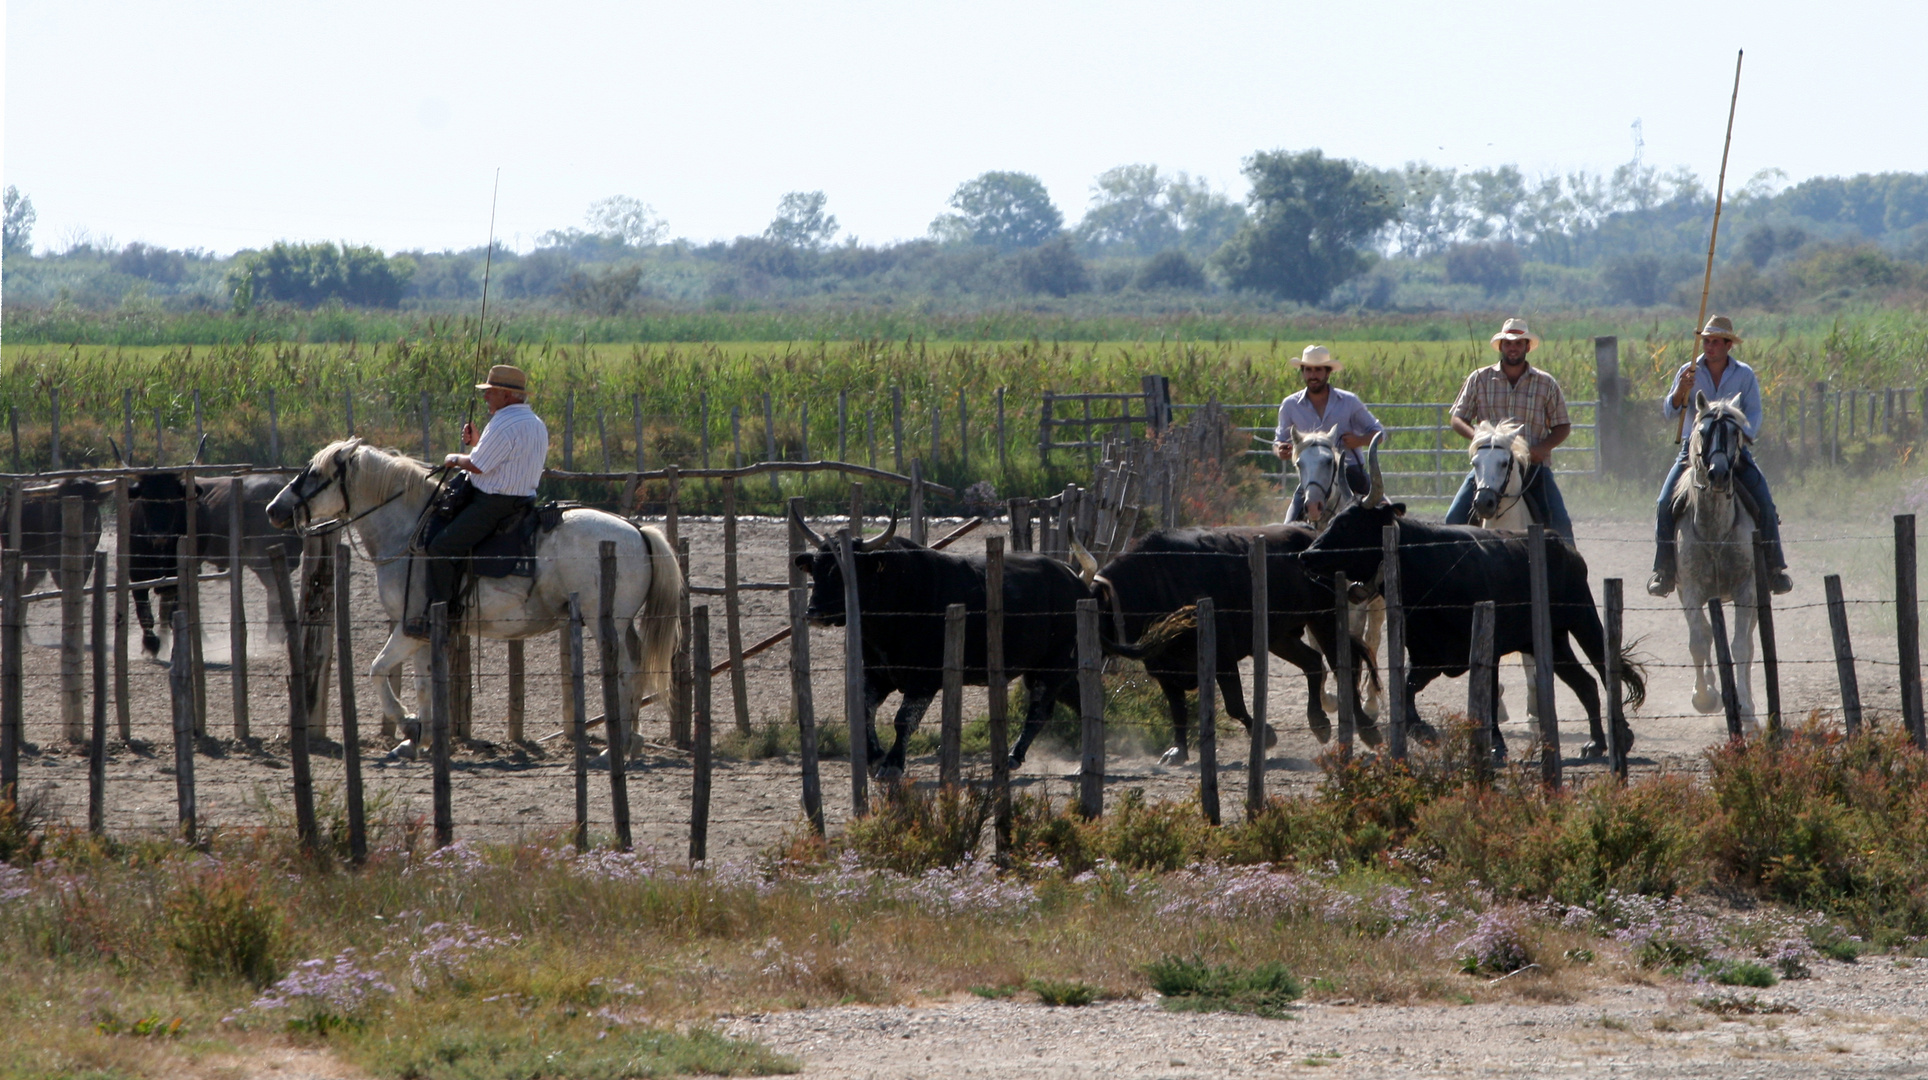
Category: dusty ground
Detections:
[{"x1": 12, "y1": 504, "x2": 1925, "y2": 1080}]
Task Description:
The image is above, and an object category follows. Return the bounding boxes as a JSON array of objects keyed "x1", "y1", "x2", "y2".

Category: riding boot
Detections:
[{"x1": 1647, "y1": 540, "x2": 1677, "y2": 597}]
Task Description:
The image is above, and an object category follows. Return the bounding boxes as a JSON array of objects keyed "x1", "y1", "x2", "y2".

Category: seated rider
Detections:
[
  {"x1": 405, "y1": 364, "x2": 550, "y2": 639},
  {"x1": 1647, "y1": 316, "x2": 1792, "y2": 597},
  {"x1": 1272, "y1": 344, "x2": 1384, "y2": 522},
  {"x1": 1444, "y1": 318, "x2": 1573, "y2": 538}
]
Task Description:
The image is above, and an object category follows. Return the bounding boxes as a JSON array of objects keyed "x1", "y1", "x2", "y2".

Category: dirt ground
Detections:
[{"x1": 9, "y1": 509, "x2": 1911, "y2": 854}]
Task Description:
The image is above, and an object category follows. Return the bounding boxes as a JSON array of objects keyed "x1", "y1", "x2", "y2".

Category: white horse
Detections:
[
  {"x1": 1285, "y1": 426, "x2": 1385, "y2": 723},
  {"x1": 265, "y1": 439, "x2": 683, "y2": 757},
  {"x1": 1464, "y1": 420, "x2": 1545, "y2": 727},
  {"x1": 1670, "y1": 392, "x2": 1759, "y2": 733}
]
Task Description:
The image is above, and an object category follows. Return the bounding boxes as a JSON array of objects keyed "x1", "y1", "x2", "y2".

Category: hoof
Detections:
[
  {"x1": 1308, "y1": 715, "x2": 1332, "y2": 745},
  {"x1": 1159, "y1": 745, "x2": 1188, "y2": 767},
  {"x1": 1692, "y1": 689, "x2": 1721, "y2": 714},
  {"x1": 1407, "y1": 719, "x2": 1441, "y2": 747},
  {"x1": 1580, "y1": 740, "x2": 1607, "y2": 760},
  {"x1": 1320, "y1": 692, "x2": 1339, "y2": 715},
  {"x1": 1005, "y1": 752, "x2": 1026, "y2": 770},
  {"x1": 1357, "y1": 722, "x2": 1383, "y2": 748},
  {"x1": 388, "y1": 739, "x2": 421, "y2": 761},
  {"x1": 1263, "y1": 724, "x2": 1279, "y2": 749},
  {"x1": 873, "y1": 764, "x2": 905, "y2": 782}
]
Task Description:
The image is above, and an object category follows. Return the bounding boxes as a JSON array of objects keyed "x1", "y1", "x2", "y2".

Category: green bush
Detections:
[
  {"x1": 843, "y1": 783, "x2": 991, "y2": 874},
  {"x1": 1028, "y1": 978, "x2": 1097, "y2": 1006},
  {"x1": 1705, "y1": 959, "x2": 1777, "y2": 988},
  {"x1": 1145, "y1": 956, "x2": 1302, "y2": 1018},
  {"x1": 161, "y1": 867, "x2": 286, "y2": 988}
]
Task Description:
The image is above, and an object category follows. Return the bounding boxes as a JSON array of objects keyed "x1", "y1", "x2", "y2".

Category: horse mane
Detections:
[
  {"x1": 1293, "y1": 426, "x2": 1341, "y2": 451},
  {"x1": 1469, "y1": 420, "x2": 1528, "y2": 467},
  {"x1": 309, "y1": 437, "x2": 432, "y2": 504}
]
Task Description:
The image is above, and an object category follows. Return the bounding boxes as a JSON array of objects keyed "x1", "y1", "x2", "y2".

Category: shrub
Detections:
[
  {"x1": 1089, "y1": 789, "x2": 1212, "y2": 873},
  {"x1": 1145, "y1": 955, "x2": 1301, "y2": 1018},
  {"x1": 843, "y1": 783, "x2": 991, "y2": 874},
  {"x1": 0, "y1": 788, "x2": 49, "y2": 864},
  {"x1": 1704, "y1": 959, "x2": 1777, "y2": 988},
  {"x1": 1028, "y1": 978, "x2": 1097, "y2": 1006},
  {"x1": 1134, "y1": 251, "x2": 1206, "y2": 292},
  {"x1": 162, "y1": 866, "x2": 286, "y2": 988},
  {"x1": 1008, "y1": 792, "x2": 1097, "y2": 875},
  {"x1": 1455, "y1": 909, "x2": 1534, "y2": 975}
]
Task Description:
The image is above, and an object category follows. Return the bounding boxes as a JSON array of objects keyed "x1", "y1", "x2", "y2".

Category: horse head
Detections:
[
  {"x1": 1689, "y1": 391, "x2": 1749, "y2": 493},
  {"x1": 1469, "y1": 420, "x2": 1528, "y2": 522},
  {"x1": 268, "y1": 438, "x2": 364, "y2": 530},
  {"x1": 1290, "y1": 425, "x2": 1348, "y2": 525}
]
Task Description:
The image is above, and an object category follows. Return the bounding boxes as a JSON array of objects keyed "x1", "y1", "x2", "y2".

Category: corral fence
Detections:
[{"x1": 4, "y1": 442, "x2": 1928, "y2": 859}]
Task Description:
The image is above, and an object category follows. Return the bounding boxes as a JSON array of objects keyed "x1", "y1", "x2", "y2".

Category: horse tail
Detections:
[
  {"x1": 635, "y1": 523, "x2": 683, "y2": 697},
  {"x1": 1616, "y1": 645, "x2": 1648, "y2": 712},
  {"x1": 1571, "y1": 592, "x2": 1647, "y2": 712}
]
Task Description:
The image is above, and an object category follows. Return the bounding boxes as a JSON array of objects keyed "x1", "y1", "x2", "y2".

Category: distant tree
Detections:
[
  {"x1": 1739, "y1": 225, "x2": 1808, "y2": 268},
  {"x1": 585, "y1": 196, "x2": 669, "y2": 247},
  {"x1": 228, "y1": 241, "x2": 414, "y2": 309},
  {"x1": 3, "y1": 186, "x2": 35, "y2": 255},
  {"x1": 1076, "y1": 165, "x2": 1244, "y2": 256},
  {"x1": 1601, "y1": 253, "x2": 1688, "y2": 307},
  {"x1": 497, "y1": 249, "x2": 575, "y2": 300},
  {"x1": 1015, "y1": 236, "x2": 1088, "y2": 296},
  {"x1": 1134, "y1": 250, "x2": 1206, "y2": 291},
  {"x1": 765, "y1": 191, "x2": 840, "y2": 250},
  {"x1": 112, "y1": 242, "x2": 188, "y2": 284},
  {"x1": 1214, "y1": 150, "x2": 1397, "y2": 304},
  {"x1": 1443, "y1": 242, "x2": 1523, "y2": 296},
  {"x1": 930, "y1": 172, "x2": 1063, "y2": 251},
  {"x1": 563, "y1": 265, "x2": 645, "y2": 315}
]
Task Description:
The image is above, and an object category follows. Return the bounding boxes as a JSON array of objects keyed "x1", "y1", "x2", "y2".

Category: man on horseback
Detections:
[
  {"x1": 405, "y1": 364, "x2": 550, "y2": 639},
  {"x1": 1272, "y1": 345, "x2": 1385, "y2": 524},
  {"x1": 1444, "y1": 318, "x2": 1573, "y2": 539},
  {"x1": 1647, "y1": 316, "x2": 1792, "y2": 597}
]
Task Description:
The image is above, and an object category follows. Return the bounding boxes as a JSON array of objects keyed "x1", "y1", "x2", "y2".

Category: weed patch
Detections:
[
  {"x1": 1145, "y1": 956, "x2": 1302, "y2": 1019},
  {"x1": 161, "y1": 866, "x2": 285, "y2": 988},
  {"x1": 1028, "y1": 978, "x2": 1098, "y2": 1007}
]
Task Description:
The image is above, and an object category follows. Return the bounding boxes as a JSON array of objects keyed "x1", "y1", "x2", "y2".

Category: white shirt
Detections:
[
  {"x1": 466, "y1": 402, "x2": 548, "y2": 496},
  {"x1": 1273, "y1": 387, "x2": 1384, "y2": 469}
]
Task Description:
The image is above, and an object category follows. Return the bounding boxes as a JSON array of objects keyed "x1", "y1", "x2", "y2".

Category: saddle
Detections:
[{"x1": 418, "y1": 473, "x2": 582, "y2": 579}]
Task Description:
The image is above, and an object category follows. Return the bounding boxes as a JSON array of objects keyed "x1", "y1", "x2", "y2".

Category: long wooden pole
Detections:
[
  {"x1": 1247, "y1": 539, "x2": 1268, "y2": 814},
  {"x1": 1196, "y1": 596, "x2": 1220, "y2": 826},
  {"x1": 334, "y1": 542, "x2": 366, "y2": 864},
  {"x1": 1694, "y1": 50, "x2": 1745, "y2": 339},
  {"x1": 787, "y1": 498, "x2": 824, "y2": 836}
]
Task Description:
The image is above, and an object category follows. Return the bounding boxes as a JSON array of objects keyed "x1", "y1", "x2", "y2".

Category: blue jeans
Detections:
[
  {"x1": 1443, "y1": 465, "x2": 1572, "y2": 539},
  {"x1": 1656, "y1": 444, "x2": 1784, "y2": 568}
]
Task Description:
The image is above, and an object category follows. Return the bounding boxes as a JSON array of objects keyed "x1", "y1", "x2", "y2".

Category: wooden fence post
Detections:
[
  {"x1": 334, "y1": 542, "x2": 366, "y2": 864},
  {"x1": 1594, "y1": 336, "x2": 1620, "y2": 476},
  {"x1": 722, "y1": 477, "x2": 751, "y2": 734},
  {"x1": 1527, "y1": 524, "x2": 1561, "y2": 789},
  {"x1": 1708, "y1": 598, "x2": 1744, "y2": 742},
  {"x1": 837, "y1": 530, "x2": 868, "y2": 816},
  {"x1": 428, "y1": 600, "x2": 453, "y2": 848},
  {"x1": 690, "y1": 605, "x2": 713, "y2": 863},
  {"x1": 1753, "y1": 535, "x2": 1783, "y2": 741},
  {"x1": 788, "y1": 498, "x2": 825, "y2": 835},
  {"x1": 1077, "y1": 598, "x2": 1104, "y2": 819},
  {"x1": 558, "y1": 621, "x2": 576, "y2": 735},
  {"x1": 60, "y1": 497, "x2": 85, "y2": 741},
  {"x1": 0, "y1": 550, "x2": 20, "y2": 797},
  {"x1": 269, "y1": 547, "x2": 318, "y2": 854},
  {"x1": 113, "y1": 478, "x2": 130, "y2": 740},
  {"x1": 1334, "y1": 572, "x2": 1355, "y2": 760},
  {"x1": 89, "y1": 550, "x2": 107, "y2": 834},
  {"x1": 175, "y1": 535, "x2": 203, "y2": 736},
  {"x1": 1247, "y1": 539, "x2": 1268, "y2": 814},
  {"x1": 300, "y1": 537, "x2": 335, "y2": 740},
  {"x1": 568, "y1": 593, "x2": 589, "y2": 852},
  {"x1": 599, "y1": 541, "x2": 632, "y2": 851},
  {"x1": 1383, "y1": 525, "x2": 1407, "y2": 760},
  {"x1": 1603, "y1": 578, "x2": 1627, "y2": 779},
  {"x1": 909, "y1": 460, "x2": 926, "y2": 545},
  {"x1": 940, "y1": 602, "x2": 965, "y2": 786},
  {"x1": 228, "y1": 485, "x2": 249, "y2": 739},
  {"x1": 1897, "y1": 515, "x2": 1924, "y2": 748},
  {"x1": 986, "y1": 537, "x2": 1011, "y2": 855},
  {"x1": 505, "y1": 640, "x2": 525, "y2": 742},
  {"x1": 449, "y1": 621, "x2": 471, "y2": 741},
  {"x1": 169, "y1": 610, "x2": 196, "y2": 842},
  {"x1": 1469, "y1": 600, "x2": 1497, "y2": 780},
  {"x1": 1823, "y1": 574, "x2": 1862, "y2": 734},
  {"x1": 182, "y1": 467, "x2": 206, "y2": 734},
  {"x1": 672, "y1": 536, "x2": 693, "y2": 749},
  {"x1": 1196, "y1": 596, "x2": 1220, "y2": 826}
]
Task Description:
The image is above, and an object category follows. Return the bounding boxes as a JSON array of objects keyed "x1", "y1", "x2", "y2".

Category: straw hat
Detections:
[
  {"x1": 1289, "y1": 344, "x2": 1342, "y2": 372},
  {"x1": 1490, "y1": 318, "x2": 1540, "y2": 351},
  {"x1": 475, "y1": 365, "x2": 530, "y2": 393},
  {"x1": 1699, "y1": 315, "x2": 1743, "y2": 343}
]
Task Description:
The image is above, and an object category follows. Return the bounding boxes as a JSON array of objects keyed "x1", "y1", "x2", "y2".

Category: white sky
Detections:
[{"x1": 5, "y1": 0, "x2": 1925, "y2": 257}]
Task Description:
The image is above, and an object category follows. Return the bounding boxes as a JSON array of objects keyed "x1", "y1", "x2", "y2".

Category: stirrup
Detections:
[{"x1": 402, "y1": 616, "x2": 431, "y2": 641}]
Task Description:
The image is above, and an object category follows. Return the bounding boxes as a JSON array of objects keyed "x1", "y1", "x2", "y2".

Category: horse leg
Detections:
[
  {"x1": 254, "y1": 562, "x2": 288, "y2": 646},
  {"x1": 1730, "y1": 600, "x2": 1759, "y2": 737},
  {"x1": 1275, "y1": 632, "x2": 1328, "y2": 743},
  {"x1": 862, "y1": 680, "x2": 891, "y2": 767},
  {"x1": 369, "y1": 626, "x2": 424, "y2": 755},
  {"x1": 1681, "y1": 592, "x2": 1718, "y2": 714},
  {"x1": 1402, "y1": 668, "x2": 1441, "y2": 746},
  {"x1": 1359, "y1": 597, "x2": 1386, "y2": 722},
  {"x1": 876, "y1": 692, "x2": 934, "y2": 781},
  {"x1": 1007, "y1": 677, "x2": 1049, "y2": 768},
  {"x1": 621, "y1": 623, "x2": 646, "y2": 757},
  {"x1": 1548, "y1": 635, "x2": 1607, "y2": 759},
  {"x1": 1520, "y1": 653, "x2": 1541, "y2": 723},
  {"x1": 1309, "y1": 629, "x2": 1338, "y2": 716},
  {"x1": 1157, "y1": 676, "x2": 1192, "y2": 766}
]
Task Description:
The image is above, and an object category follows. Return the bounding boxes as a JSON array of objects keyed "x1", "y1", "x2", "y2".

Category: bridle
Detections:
[
  {"x1": 1470, "y1": 438, "x2": 1527, "y2": 521},
  {"x1": 1294, "y1": 440, "x2": 1345, "y2": 526},
  {"x1": 1691, "y1": 410, "x2": 1742, "y2": 493},
  {"x1": 284, "y1": 446, "x2": 411, "y2": 538}
]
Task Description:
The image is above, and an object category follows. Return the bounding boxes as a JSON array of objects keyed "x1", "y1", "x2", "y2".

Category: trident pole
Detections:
[
  {"x1": 1693, "y1": 50, "x2": 1744, "y2": 341},
  {"x1": 467, "y1": 169, "x2": 502, "y2": 435}
]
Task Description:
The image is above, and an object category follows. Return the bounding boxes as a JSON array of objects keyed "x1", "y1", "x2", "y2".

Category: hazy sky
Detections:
[{"x1": 5, "y1": 0, "x2": 1924, "y2": 257}]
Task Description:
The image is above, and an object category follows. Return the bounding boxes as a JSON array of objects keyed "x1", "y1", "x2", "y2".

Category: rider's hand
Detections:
[
  {"x1": 461, "y1": 421, "x2": 478, "y2": 447},
  {"x1": 1673, "y1": 365, "x2": 1696, "y2": 408},
  {"x1": 1273, "y1": 440, "x2": 1291, "y2": 460},
  {"x1": 1527, "y1": 442, "x2": 1552, "y2": 465}
]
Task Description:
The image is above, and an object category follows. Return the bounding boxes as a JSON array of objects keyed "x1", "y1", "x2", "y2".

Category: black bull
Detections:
[
  {"x1": 794, "y1": 522, "x2": 1088, "y2": 777},
  {"x1": 1302, "y1": 502, "x2": 1645, "y2": 760},
  {"x1": 3, "y1": 480, "x2": 105, "y2": 592},
  {"x1": 1092, "y1": 526, "x2": 1386, "y2": 762},
  {"x1": 126, "y1": 471, "x2": 302, "y2": 656}
]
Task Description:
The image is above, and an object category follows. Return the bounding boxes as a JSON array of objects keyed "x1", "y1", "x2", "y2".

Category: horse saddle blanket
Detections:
[{"x1": 422, "y1": 497, "x2": 584, "y2": 579}]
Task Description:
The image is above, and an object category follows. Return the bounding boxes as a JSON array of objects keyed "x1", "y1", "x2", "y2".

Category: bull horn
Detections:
[
  {"x1": 1069, "y1": 539, "x2": 1098, "y2": 585},
  {"x1": 191, "y1": 433, "x2": 208, "y2": 465},
  {"x1": 1365, "y1": 431, "x2": 1385, "y2": 506},
  {"x1": 858, "y1": 513, "x2": 898, "y2": 552},
  {"x1": 107, "y1": 437, "x2": 130, "y2": 467},
  {"x1": 788, "y1": 501, "x2": 824, "y2": 547}
]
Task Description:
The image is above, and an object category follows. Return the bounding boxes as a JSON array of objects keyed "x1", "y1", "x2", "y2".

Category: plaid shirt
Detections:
[{"x1": 1451, "y1": 363, "x2": 1571, "y2": 444}]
